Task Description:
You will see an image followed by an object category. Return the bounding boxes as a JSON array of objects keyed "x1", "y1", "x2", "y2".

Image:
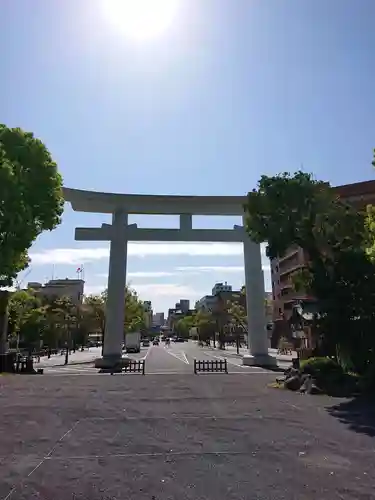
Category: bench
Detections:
[{"x1": 194, "y1": 359, "x2": 228, "y2": 374}]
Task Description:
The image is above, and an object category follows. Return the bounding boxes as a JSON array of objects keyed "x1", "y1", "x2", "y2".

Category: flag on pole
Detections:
[{"x1": 76, "y1": 267, "x2": 82, "y2": 273}]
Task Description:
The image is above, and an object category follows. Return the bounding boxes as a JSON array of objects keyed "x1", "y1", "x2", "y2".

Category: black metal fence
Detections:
[
  {"x1": 194, "y1": 358, "x2": 228, "y2": 374},
  {"x1": 123, "y1": 360, "x2": 145, "y2": 375},
  {"x1": 100, "y1": 359, "x2": 146, "y2": 375}
]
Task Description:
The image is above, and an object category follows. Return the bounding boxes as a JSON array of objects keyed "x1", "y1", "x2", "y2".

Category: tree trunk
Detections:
[
  {"x1": 0, "y1": 291, "x2": 14, "y2": 373},
  {"x1": 0, "y1": 290, "x2": 10, "y2": 355}
]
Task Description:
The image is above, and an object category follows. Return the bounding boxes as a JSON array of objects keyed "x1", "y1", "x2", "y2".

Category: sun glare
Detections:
[{"x1": 102, "y1": 0, "x2": 180, "y2": 41}]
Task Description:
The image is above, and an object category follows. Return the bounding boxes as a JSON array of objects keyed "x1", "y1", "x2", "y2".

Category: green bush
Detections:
[
  {"x1": 301, "y1": 357, "x2": 343, "y2": 380},
  {"x1": 301, "y1": 357, "x2": 358, "y2": 396}
]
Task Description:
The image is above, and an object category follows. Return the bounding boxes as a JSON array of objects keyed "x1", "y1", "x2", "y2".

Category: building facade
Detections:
[
  {"x1": 270, "y1": 179, "x2": 375, "y2": 320},
  {"x1": 152, "y1": 312, "x2": 165, "y2": 327},
  {"x1": 212, "y1": 282, "x2": 232, "y2": 295},
  {"x1": 143, "y1": 301, "x2": 153, "y2": 329},
  {"x1": 27, "y1": 279, "x2": 85, "y2": 305}
]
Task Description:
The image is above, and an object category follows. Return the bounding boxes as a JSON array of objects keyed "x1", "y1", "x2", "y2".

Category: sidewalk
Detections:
[
  {"x1": 210, "y1": 344, "x2": 296, "y2": 363},
  {"x1": 36, "y1": 347, "x2": 102, "y2": 368}
]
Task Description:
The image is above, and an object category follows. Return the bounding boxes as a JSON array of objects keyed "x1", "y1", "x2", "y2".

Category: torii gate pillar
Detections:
[{"x1": 63, "y1": 187, "x2": 277, "y2": 369}]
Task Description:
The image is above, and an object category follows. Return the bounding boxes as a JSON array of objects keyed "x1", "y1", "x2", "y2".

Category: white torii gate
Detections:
[{"x1": 63, "y1": 188, "x2": 276, "y2": 368}]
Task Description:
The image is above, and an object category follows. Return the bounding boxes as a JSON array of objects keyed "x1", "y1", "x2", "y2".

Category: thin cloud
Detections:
[
  {"x1": 175, "y1": 265, "x2": 245, "y2": 273},
  {"x1": 135, "y1": 283, "x2": 199, "y2": 297},
  {"x1": 128, "y1": 271, "x2": 176, "y2": 278},
  {"x1": 84, "y1": 285, "x2": 107, "y2": 296},
  {"x1": 95, "y1": 264, "x2": 269, "y2": 280},
  {"x1": 30, "y1": 243, "x2": 268, "y2": 266}
]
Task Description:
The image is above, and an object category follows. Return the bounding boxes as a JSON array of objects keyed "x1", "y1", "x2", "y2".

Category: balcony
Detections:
[
  {"x1": 277, "y1": 245, "x2": 300, "y2": 262},
  {"x1": 281, "y1": 288, "x2": 312, "y2": 303},
  {"x1": 279, "y1": 262, "x2": 305, "y2": 278}
]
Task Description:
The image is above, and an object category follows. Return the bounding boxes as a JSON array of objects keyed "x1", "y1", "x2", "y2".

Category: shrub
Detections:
[
  {"x1": 300, "y1": 356, "x2": 357, "y2": 396},
  {"x1": 301, "y1": 357, "x2": 343, "y2": 380}
]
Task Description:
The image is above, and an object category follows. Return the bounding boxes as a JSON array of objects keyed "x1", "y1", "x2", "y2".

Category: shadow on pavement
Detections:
[
  {"x1": 264, "y1": 364, "x2": 286, "y2": 373},
  {"x1": 327, "y1": 397, "x2": 375, "y2": 437}
]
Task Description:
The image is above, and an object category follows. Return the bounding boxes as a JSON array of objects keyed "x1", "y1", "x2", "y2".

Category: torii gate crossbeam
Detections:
[{"x1": 64, "y1": 187, "x2": 276, "y2": 369}]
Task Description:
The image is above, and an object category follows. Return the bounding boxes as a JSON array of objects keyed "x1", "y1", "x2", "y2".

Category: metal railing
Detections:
[
  {"x1": 194, "y1": 358, "x2": 228, "y2": 374},
  {"x1": 100, "y1": 359, "x2": 146, "y2": 375}
]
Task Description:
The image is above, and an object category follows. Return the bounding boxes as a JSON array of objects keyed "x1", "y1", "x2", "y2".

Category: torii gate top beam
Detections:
[{"x1": 63, "y1": 187, "x2": 247, "y2": 216}]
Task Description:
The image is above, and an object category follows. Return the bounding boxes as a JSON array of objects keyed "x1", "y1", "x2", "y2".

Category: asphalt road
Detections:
[
  {"x1": 1, "y1": 372, "x2": 374, "y2": 499},
  {"x1": 43, "y1": 341, "x2": 277, "y2": 375}
]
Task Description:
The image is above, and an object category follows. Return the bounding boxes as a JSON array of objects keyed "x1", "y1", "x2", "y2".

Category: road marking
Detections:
[
  {"x1": 142, "y1": 346, "x2": 153, "y2": 360},
  {"x1": 3, "y1": 419, "x2": 82, "y2": 500},
  {"x1": 182, "y1": 351, "x2": 189, "y2": 364},
  {"x1": 203, "y1": 351, "x2": 243, "y2": 368},
  {"x1": 164, "y1": 348, "x2": 190, "y2": 364},
  {"x1": 202, "y1": 352, "x2": 275, "y2": 373}
]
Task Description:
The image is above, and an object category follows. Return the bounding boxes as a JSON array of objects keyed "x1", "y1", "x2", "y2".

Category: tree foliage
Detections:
[
  {"x1": 195, "y1": 309, "x2": 216, "y2": 340},
  {"x1": 84, "y1": 292, "x2": 106, "y2": 337},
  {"x1": 5, "y1": 283, "x2": 149, "y2": 351},
  {"x1": 0, "y1": 125, "x2": 64, "y2": 284},
  {"x1": 175, "y1": 315, "x2": 195, "y2": 338},
  {"x1": 124, "y1": 287, "x2": 146, "y2": 333},
  {"x1": 244, "y1": 171, "x2": 375, "y2": 374},
  {"x1": 8, "y1": 290, "x2": 44, "y2": 348}
]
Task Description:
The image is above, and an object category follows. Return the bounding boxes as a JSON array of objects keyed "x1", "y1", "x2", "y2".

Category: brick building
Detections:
[{"x1": 271, "y1": 179, "x2": 375, "y2": 320}]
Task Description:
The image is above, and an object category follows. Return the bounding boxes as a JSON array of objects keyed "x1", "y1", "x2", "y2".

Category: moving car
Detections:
[
  {"x1": 142, "y1": 339, "x2": 150, "y2": 347},
  {"x1": 153, "y1": 339, "x2": 159, "y2": 346}
]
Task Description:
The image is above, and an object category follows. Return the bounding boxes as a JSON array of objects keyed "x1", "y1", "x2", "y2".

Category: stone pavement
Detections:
[{"x1": 1, "y1": 374, "x2": 374, "y2": 499}]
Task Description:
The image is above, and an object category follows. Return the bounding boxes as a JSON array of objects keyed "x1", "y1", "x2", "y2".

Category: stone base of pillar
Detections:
[
  {"x1": 242, "y1": 353, "x2": 278, "y2": 368},
  {"x1": 94, "y1": 355, "x2": 129, "y2": 369}
]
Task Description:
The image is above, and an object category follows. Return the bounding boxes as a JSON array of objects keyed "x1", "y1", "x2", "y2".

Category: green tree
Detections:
[
  {"x1": 244, "y1": 171, "x2": 375, "y2": 374},
  {"x1": 8, "y1": 289, "x2": 44, "y2": 351},
  {"x1": 43, "y1": 296, "x2": 78, "y2": 362},
  {"x1": 175, "y1": 315, "x2": 195, "y2": 339},
  {"x1": 364, "y1": 204, "x2": 375, "y2": 263},
  {"x1": 84, "y1": 293, "x2": 106, "y2": 341},
  {"x1": 0, "y1": 125, "x2": 64, "y2": 285},
  {"x1": 124, "y1": 287, "x2": 145, "y2": 333},
  {"x1": 195, "y1": 309, "x2": 216, "y2": 342}
]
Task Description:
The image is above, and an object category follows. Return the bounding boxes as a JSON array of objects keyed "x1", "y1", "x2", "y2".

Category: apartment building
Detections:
[{"x1": 271, "y1": 179, "x2": 375, "y2": 320}]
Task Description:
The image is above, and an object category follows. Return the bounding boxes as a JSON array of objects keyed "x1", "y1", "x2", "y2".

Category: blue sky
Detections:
[{"x1": 2, "y1": 0, "x2": 375, "y2": 313}]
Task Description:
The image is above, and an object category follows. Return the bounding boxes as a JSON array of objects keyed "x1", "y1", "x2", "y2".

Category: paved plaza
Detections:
[{"x1": 1, "y1": 358, "x2": 375, "y2": 500}]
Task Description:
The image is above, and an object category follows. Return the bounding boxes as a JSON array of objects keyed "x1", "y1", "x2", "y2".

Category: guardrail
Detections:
[{"x1": 194, "y1": 359, "x2": 228, "y2": 374}]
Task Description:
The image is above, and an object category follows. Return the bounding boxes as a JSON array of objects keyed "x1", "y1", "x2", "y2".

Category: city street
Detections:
[{"x1": 41, "y1": 341, "x2": 288, "y2": 375}]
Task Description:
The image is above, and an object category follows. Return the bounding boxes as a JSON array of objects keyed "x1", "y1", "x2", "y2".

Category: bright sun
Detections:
[{"x1": 102, "y1": 0, "x2": 180, "y2": 41}]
